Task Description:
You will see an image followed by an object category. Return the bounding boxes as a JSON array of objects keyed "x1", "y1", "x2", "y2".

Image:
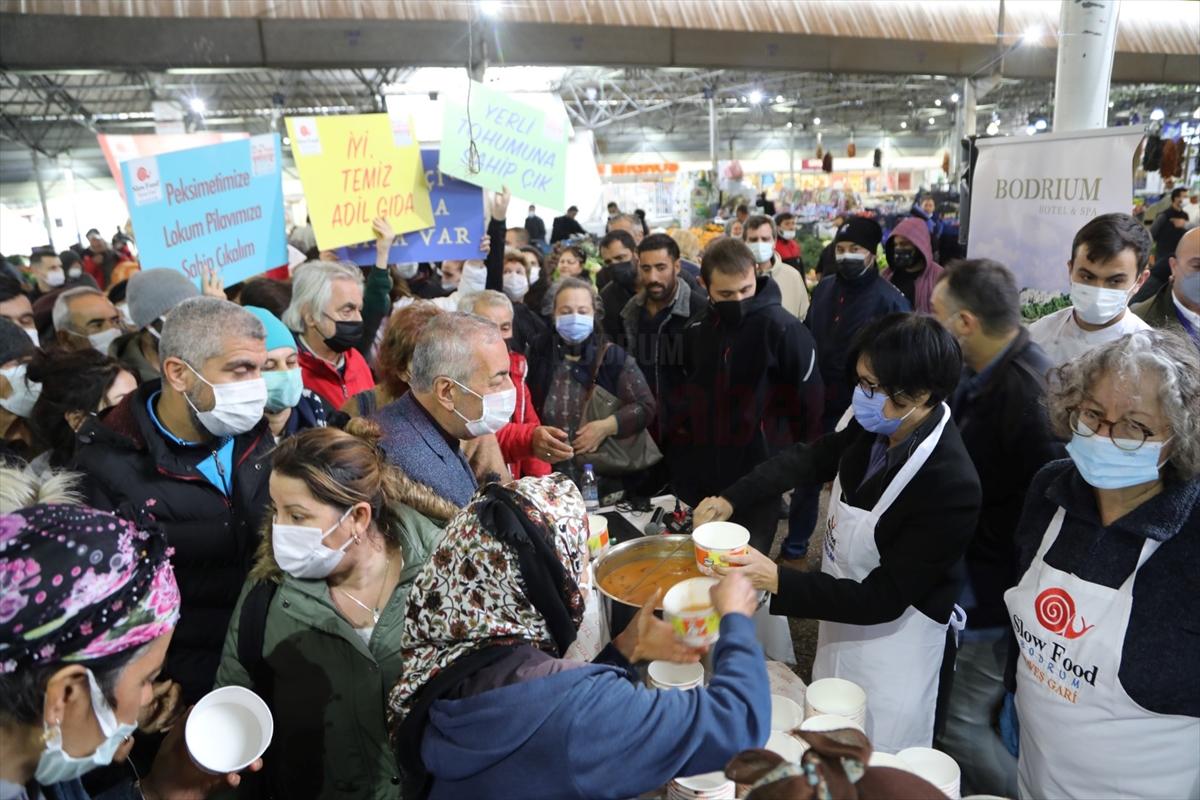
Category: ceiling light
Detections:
[
  {"x1": 900, "y1": 120, "x2": 908, "y2": 129},
  {"x1": 478, "y1": 0, "x2": 502, "y2": 17},
  {"x1": 1022, "y1": 26, "x2": 1043, "y2": 45},
  {"x1": 812, "y1": 116, "x2": 821, "y2": 126},
  {"x1": 1150, "y1": 108, "x2": 1165, "y2": 120},
  {"x1": 775, "y1": 95, "x2": 785, "y2": 103},
  {"x1": 1026, "y1": 125, "x2": 1037, "y2": 136},
  {"x1": 1108, "y1": 100, "x2": 1115, "y2": 108},
  {"x1": 928, "y1": 117, "x2": 936, "y2": 125},
  {"x1": 740, "y1": 95, "x2": 747, "y2": 103},
  {"x1": 189, "y1": 97, "x2": 206, "y2": 114},
  {"x1": 985, "y1": 121, "x2": 1000, "y2": 136},
  {"x1": 748, "y1": 90, "x2": 764, "y2": 105},
  {"x1": 934, "y1": 98, "x2": 942, "y2": 107},
  {"x1": 1034, "y1": 118, "x2": 1048, "y2": 130},
  {"x1": 785, "y1": 121, "x2": 793, "y2": 129},
  {"x1": 282, "y1": 136, "x2": 291, "y2": 145},
  {"x1": 950, "y1": 92, "x2": 960, "y2": 103}
]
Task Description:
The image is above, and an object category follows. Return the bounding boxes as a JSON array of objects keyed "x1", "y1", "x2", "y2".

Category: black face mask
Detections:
[
  {"x1": 322, "y1": 318, "x2": 363, "y2": 353},
  {"x1": 610, "y1": 261, "x2": 637, "y2": 292},
  {"x1": 891, "y1": 249, "x2": 922, "y2": 272},
  {"x1": 711, "y1": 299, "x2": 747, "y2": 327}
]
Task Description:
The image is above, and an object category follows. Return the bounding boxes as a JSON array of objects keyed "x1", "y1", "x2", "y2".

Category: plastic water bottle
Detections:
[{"x1": 581, "y1": 464, "x2": 600, "y2": 512}]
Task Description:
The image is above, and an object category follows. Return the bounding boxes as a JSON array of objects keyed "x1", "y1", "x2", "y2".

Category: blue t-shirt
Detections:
[{"x1": 146, "y1": 392, "x2": 234, "y2": 496}]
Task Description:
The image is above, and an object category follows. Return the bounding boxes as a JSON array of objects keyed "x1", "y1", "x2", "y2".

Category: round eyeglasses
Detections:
[{"x1": 1069, "y1": 407, "x2": 1160, "y2": 451}]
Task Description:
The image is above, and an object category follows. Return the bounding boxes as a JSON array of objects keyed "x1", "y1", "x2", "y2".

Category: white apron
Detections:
[
  {"x1": 813, "y1": 404, "x2": 960, "y2": 754},
  {"x1": 1004, "y1": 508, "x2": 1200, "y2": 800}
]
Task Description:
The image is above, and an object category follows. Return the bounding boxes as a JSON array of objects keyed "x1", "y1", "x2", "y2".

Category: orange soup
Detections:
[{"x1": 599, "y1": 557, "x2": 705, "y2": 607}]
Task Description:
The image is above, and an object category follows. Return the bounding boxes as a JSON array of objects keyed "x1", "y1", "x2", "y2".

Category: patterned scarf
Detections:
[
  {"x1": 387, "y1": 474, "x2": 587, "y2": 728},
  {"x1": 0, "y1": 503, "x2": 180, "y2": 674}
]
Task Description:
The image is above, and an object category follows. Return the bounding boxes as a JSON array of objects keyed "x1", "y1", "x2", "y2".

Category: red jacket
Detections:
[
  {"x1": 774, "y1": 237, "x2": 802, "y2": 265},
  {"x1": 496, "y1": 351, "x2": 550, "y2": 479},
  {"x1": 298, "y1": 343, "x2": 376, "y2": 408}
]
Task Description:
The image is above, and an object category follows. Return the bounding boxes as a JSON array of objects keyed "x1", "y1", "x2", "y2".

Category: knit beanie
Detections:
[
  {"x1": 127, "y1": 269, "x2": 200, "y2": 330},
  {"x1": 243, "y1": 306, "x2": 297, "y2": 353},
  {"x1": 833, "y1": 217, "x2": 883, "y2": 254}
]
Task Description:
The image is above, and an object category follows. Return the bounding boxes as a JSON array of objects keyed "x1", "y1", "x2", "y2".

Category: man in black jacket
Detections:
[
  {"x1": 73, "y1": 296, "x2": 273, "y2": 705},
  {"x1": 930, "y1": 259, "x2": 1062, "y2": 797},
  {"x1": 550, "y1": 205, "x2": 587, "y2": 243},
  {"x1": 666, "y1": 238, "x2": 822, "y2": 552},
  {"x1": 523, "y1": 204, "x2": 547, "y2": 247},
  {"x1": 597, "y1": 230, "x2": 640, "y2": 344}
]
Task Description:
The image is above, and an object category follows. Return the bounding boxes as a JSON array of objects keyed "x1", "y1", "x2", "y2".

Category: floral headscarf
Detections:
[
  {"x1": 0, "y1": 504, "x2": 180, "y2": 674},
  {"x1": 387, "y1": 474, "x2": 588, "y2": 728}
]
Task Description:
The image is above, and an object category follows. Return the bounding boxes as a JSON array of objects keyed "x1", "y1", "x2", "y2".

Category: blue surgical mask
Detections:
[
  {"x1": 851, "y1": 385, "x2": 915, "y2": 435},
  {"x1": 1179, "y1": 272, "x2": 1200, "y2": 306},
  {"x1": 1066, "y1": 428, "x2": 1171, "y2": 489},
  {"x1": 263, "y1": 367, "x2": 304, "y2": 413},
  {"x1": 556, "y1": 313, "x2": 594, "y2": 344},
  {"x1": 36, "y1": 669, "x2": 138, "y2": 784}
]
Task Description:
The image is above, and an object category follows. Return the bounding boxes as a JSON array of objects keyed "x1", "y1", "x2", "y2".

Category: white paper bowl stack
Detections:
[{"x1": 668, "y1": 772, "x2": 736, "y2": 799}]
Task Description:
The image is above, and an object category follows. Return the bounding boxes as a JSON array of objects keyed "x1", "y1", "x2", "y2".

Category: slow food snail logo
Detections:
[{"x1": 1034, "y1": 587, "x2": 1094, "y2": 639}]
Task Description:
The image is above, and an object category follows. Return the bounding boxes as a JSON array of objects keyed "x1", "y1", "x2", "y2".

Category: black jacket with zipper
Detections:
[
  {"x1": 72, "y1": 380, "x2": 273, "y2": 703},
  {"x1": 665, "y1": 275, "x2": 823, "y2": 509}
]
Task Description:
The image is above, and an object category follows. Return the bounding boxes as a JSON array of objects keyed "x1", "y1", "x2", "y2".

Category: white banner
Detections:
[{"x1": 968, "y1": 128, "x2": 1144, "y2": 293}]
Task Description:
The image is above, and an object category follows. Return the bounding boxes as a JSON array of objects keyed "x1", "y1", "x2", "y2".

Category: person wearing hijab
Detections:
[
  {"x1": 0, "y1": 504, "x2": 258, "y2": 798},
  {"x1": 387, "y1": 474, "x2": 769, "y2": 800}
]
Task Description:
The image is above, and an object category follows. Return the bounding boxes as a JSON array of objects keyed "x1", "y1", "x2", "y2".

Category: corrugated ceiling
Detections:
[{"x1": 3, "y1": 0, "x2": 1197, "y2": 55}]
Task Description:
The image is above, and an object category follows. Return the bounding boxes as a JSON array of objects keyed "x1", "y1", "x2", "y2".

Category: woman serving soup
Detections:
[{"x1": 695, "y1": 313, "x2": 982, "y2": 753}]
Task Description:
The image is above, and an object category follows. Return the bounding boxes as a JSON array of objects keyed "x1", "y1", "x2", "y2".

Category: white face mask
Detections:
[
  {"x1": 87, "y1": 326, "x2": 122, "y2": 355},
  {"x1": 529, "y1": 266, "x2": 541, "y2": 285},
  {"x1": 182, "y1": 362, "x2": 267, "y2": 438},
  {"x1": 747, "y1": 241, "x2": 775, "y2": 264},
  {"x1": 116, "y1": 302, "x2": 134, "y2": 328},
  {"x1": 45, "y1": 268, "x2": 66, "y2": 288},
  {"x1": 451, "y1": 379, "x2": 517, "y2": 437},
  {"x1": 503, "y1": 272, "x2": 530, "y2": 301},
  {"x1": 35, "y1": 669, "x2": 138, "y2": 785},
  {"x1": 461, "y1": 262, "x2": 488, "y2": 293},
  {"x1": 22, "y1": 326, "x2": 40, "y2": 348},
  {"x1": 396, "y1": 262, "x2": 419, "y2": 280},
  {"x1": 0, "y1": 362, "x2": 41, "y2": 418},
  {"x1": 1070, "y1": 282, "x2": 1132, "y2": 326},
  {"x1": 780, "y1": 229, "x2": 797, "y2": 240},
  {"x1": 272, "y1": 507, "x2": 355, "y2": 579},
  {"x1": 67, "y1": 267, "x2": 82, "y2": 280}
]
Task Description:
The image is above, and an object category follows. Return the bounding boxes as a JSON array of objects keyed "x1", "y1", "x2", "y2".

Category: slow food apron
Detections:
[
  {"x1": 812, "y1": 403, "x2": 959, "y2": 754},
  {"x1": 1004, "y1": 508, "x2": 1200, "y2": 800}
]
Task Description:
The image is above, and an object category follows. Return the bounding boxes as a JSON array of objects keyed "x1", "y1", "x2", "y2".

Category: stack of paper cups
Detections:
[
  {"x1": 668, "y1": 772, "x2": 736, "y2": 799},
  {"x1": 897, "y1": 747, "x2": 962, "y2": 800},
  {"x1": 647, "y1": 660, "x2": 704, "y2": 691},
  {"x1": 867, "y1": 751, "x2": 912, "y2": 771},
  {"x1": 803, "y1": 677, "x2": 867, "y2": 729}
]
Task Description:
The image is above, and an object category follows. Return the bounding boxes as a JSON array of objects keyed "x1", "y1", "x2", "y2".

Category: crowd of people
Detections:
[{"x1": 0, "y1": 183, "x2": 1197, "y2": 800}]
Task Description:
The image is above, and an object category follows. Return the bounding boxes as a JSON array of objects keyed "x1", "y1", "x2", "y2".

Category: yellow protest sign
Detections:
[{"x1": 285, "y1": 114, "x2": 434, "y2": 250}]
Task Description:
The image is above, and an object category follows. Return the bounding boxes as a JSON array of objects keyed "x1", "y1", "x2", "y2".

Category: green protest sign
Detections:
[{"x1": 439, "y1": 82, "x2": 567, "y2": 211}]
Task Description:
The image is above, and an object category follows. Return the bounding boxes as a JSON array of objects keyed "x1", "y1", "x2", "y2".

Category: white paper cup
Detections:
[
  {"x1": 799, "y1": 713, "x2": 865, "y2": 734},
  {"x1": 585, "y1": 514, "x2": 610, "y2": 558},
  {"x1": 765, "y1": 731, "x2": 806, "y2": 763},
  {"x1": 670, "y1": 771, "x2": 736, "y2": 799},
  {"x1": 867, "y1": 751, "x2": 911, "y2": 771},
  {"x1": 898, "y1": 747, "x2": 961, "y2": 799},
  {"x1": 692, "y1": 522, "x2": 751, "y2": 576},
  {"x1": 770, "y1": 694, "x2": 804, "y2": 732},
  {"x1": 804, "y1": 677, "x2": 867, "y2": 724},
  {"x1": 648, "y1": 660, "x2": 705, "y2": 690},
  {"x1": 662, "y1": 577, "x2": 721, "y2": 647},
  {"x1": 185, "y1": 686, "x2": 273, "y2": 774}
]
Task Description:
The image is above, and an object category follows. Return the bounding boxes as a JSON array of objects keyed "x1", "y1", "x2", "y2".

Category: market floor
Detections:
[{"x1": 764, "y1": 488, "x2": 832, "y2": 685}]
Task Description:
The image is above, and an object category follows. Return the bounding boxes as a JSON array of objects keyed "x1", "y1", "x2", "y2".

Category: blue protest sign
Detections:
[
  {"x1": 337, "y1": 149, "x2": 485, "y2": 266},
  {"x1": 121, "y1": 134, "x2": 287, "y2": 286}
]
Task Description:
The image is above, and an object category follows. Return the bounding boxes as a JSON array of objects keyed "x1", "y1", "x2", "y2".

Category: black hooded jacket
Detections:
[{"x1": 664, "y1": 276, "x2": 823, "y2": 507}]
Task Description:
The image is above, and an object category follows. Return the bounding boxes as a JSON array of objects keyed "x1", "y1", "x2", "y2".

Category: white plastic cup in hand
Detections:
[
  {"x1": 800, "y1": 713, "x2": 865, "y2": 734},
  {"x1": 663, "y1": 577, "x2": 721, "y2": 647},
  {"x1": 804, "y1": 677, "x2": 867, "y2": 726},
  {"x1": 897, "y1": 747, "x2": 962, "y2": 800},
  {"x1": 585, "y1": 514, "x2": 609, "y2": 558},
  {"x1": 692, "y1": 522, "x2": 750, "y2": 577},
  {"x1": 647, "y1": 660, "x2": 704, "y2": 690},
  {"x1": 184, "y1": 686, "x2": 273, "y2": 774},
  {"x1": 770, "y1": 694, "x2": 804, "y2": 732}
]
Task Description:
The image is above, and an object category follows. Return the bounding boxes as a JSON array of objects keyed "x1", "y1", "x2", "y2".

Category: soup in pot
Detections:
[{"x1": 599, "y1": 557, "x2": 705, "y2": 607}]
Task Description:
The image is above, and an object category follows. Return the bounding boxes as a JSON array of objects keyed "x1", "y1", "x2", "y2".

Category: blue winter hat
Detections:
[{"x1": 244, "y1": 306, "x2": 296, "y2": 353}]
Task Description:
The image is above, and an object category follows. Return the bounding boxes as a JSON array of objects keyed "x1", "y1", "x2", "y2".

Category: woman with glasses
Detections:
[
  {"x1": 1003, "y1": 329, "x2": 1199, "y2": 800},
  {"x1": 694, "y1": 312, "x2": 982, "y2": 753}
]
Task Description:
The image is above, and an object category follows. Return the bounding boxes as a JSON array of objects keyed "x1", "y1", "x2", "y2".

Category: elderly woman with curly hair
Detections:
[{"x1": 1005, "y1": 328, "x2": 1200, "y2": 800}]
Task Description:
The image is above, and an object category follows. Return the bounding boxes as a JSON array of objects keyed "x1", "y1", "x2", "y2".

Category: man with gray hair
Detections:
[
  {"x1": 373, "y1": 311, "x2": 516, "y2": 506},
  {"x1": 72, "y1": 296, "x2": 273, "y2": 704},
  {"x1": 51, "y1": 285, "x2": 124, "y2": 354},
  {"x1": 284, "y1": 260, "x2": 374, "y2": 407}
]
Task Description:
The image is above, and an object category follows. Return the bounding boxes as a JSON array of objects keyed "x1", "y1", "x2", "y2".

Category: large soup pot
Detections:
[{"x1": 593, "y1": 534, "x2": 693, "y2": 612}]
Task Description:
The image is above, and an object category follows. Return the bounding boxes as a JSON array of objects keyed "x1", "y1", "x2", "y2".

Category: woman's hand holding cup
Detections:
[
  {"x1": 710, "y1": 572, "x2": 758, "y2": 618},
  {"x1": 141, "y1": 707, "x2": 263, "y2": 799},
  {"x1": 714, "y1": 546, "x2": 780, "y2": 595}
]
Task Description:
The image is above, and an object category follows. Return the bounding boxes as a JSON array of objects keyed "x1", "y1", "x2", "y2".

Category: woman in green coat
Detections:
[{"x1": 216, "y1": 420, "x2": 458, "y2": 799}]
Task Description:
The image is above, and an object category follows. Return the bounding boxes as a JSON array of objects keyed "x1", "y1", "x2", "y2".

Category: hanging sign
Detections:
[
  {"x1": 98, "y1": 132, "x2": 249, "y2": 198},
  {"x1": 439, "y1": 82, "x2": 568, "y2": 211},
  {"x1": 121, "y1": 134, "x2": 288, "y2": 286},
  {"x1": 337, "y1": 149, "x2": 485, "y2": 265},
  {"x1": 285, "y1": 113, "x2": 434, "y2": 250}
]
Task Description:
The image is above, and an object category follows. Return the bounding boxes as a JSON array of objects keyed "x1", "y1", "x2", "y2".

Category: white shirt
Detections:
[{"x1": 1028, "y1": 305, "x2": 1151, "y2": 366}]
